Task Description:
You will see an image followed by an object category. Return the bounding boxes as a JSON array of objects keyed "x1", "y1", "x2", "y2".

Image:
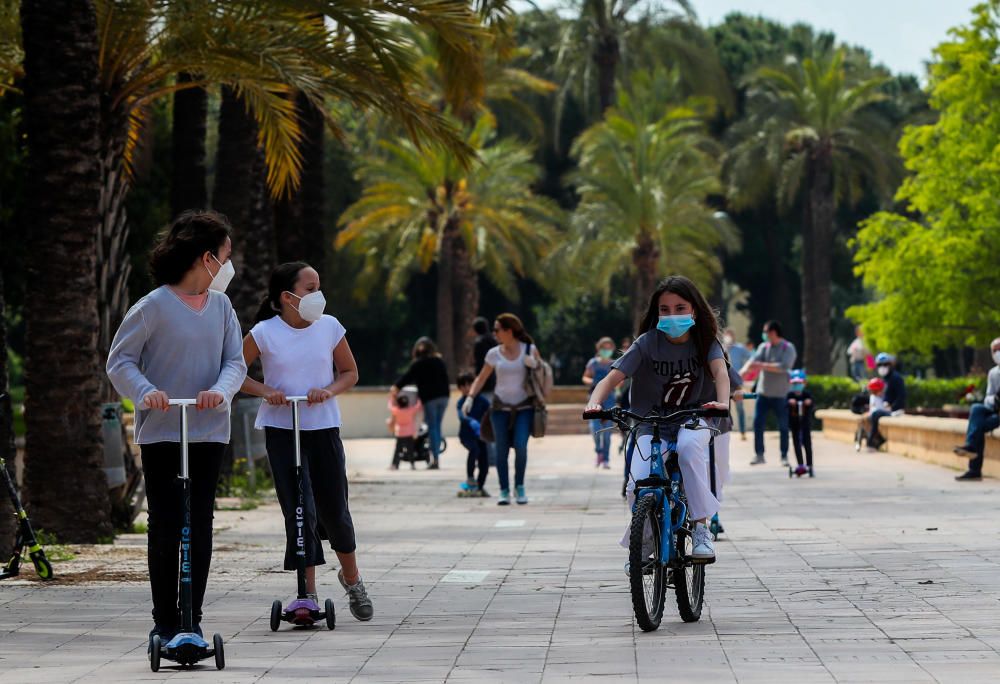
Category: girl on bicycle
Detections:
[
  {"x1": 239, "y1": 261, "x2": 374, "y2": 622},
  {"x1": 586, "y1": 276, "x2": 729, "y2": 561}
]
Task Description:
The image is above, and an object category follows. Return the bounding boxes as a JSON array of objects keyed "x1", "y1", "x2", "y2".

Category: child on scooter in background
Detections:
[
  {"x1": 456, "y1": 372, "x2": 491, "y2": 497},
  {"x1": 388, "y1": 393, "x2": 422, "y2": 470},
  {"x1": 240, "y1": 261, "x2": 374, "y2": 622},
  {"x1": 786, "y1": 370, "x2": 814, "y2": 476}
]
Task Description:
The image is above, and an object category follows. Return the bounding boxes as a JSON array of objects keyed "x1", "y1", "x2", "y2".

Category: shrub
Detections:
[{"x1": 804, "y1": 375, "x2": 987, "y2": 410}]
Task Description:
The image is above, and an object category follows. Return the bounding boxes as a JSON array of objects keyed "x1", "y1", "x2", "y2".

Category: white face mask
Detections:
[
  {"x1": 205, "y1": 254, "x2": 235, "y2": 293},
  {"x1": 993, "y1": 350, "x2": 1000, "y2": 366},
  {"x1": 288, "y1": 290, "x2": 326, "y2": 322},
  {"x1": 877, "y1": 365, "x2": 890, "y2": 377}
]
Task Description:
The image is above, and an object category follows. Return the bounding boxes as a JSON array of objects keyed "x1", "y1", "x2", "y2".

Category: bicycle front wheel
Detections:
[
  {"x1": 674, "y1": 526, "x2": 705, "y2": 622},
  {"x1": 629, "y1": 494, "x2": 666, "y2": 631}
]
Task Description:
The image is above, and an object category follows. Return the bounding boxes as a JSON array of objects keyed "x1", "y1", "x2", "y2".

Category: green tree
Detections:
[
  {"x1": 562, "y1": 70, "x2": 732, "y2": 324},
  {"x1": 337, "y1": 115, "x2": 564, "y2": 373},
  {"x1": 849, "y1": 2, "x2": 1000, "y2": 357},
  {"x1": 724, "y1": 49, "x2": 896, "y2": 373}
]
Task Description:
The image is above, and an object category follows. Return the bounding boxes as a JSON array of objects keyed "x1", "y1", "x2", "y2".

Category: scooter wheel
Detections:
[
  {"x1": 325, "y1": 598, "x2": 336, "y2": 631},
  {"x1": 33, "y1": 554, "x2": 54, "y2": 581},
  {"x1": 150, "y1": 634, "x2": 161, "y2": 672},
  {"x1": 270, "y1": 599, "x2": 282, "y2": 632},
  {"x1": 213, "y1": 633, "x2": 225, "y2": 670}
]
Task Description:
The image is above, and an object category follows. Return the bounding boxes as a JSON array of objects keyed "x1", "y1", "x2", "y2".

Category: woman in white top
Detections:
[
  {"x1": 240, "y1": 261, "x2": 373, "y2": 621},
  {"x1": 466, "y1": 313, "x2": 542, "y2": 506}
]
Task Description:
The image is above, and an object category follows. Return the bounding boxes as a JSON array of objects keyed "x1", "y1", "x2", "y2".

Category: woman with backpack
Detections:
[{"x1": 465, "y1": 313, "x2": 546, "y2": 506}]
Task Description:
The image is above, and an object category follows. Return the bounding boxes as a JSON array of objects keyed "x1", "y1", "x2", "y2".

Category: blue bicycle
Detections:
[{"x1": 583, "y1": 405, "x2": 727, "y2": 631}]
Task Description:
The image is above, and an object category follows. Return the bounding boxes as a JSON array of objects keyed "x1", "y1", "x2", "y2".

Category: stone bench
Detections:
[{"x1": 816, "y1": 408, "x2": 1000, "y2": 477}]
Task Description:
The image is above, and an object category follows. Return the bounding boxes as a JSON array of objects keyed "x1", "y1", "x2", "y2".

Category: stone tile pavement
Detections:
[{"x1": 2, "y1": 431, "x2": 1000, "y2": 682}]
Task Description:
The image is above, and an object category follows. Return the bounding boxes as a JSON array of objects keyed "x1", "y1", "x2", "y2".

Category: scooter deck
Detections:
[{"x1": 162, "y1": 632, "x2": 215, "y2": 666}]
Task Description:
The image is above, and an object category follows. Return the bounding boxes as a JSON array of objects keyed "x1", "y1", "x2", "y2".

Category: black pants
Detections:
[
  {"x1": 140, "y1": 442, "x2": 224, "y2": 629},
  {"x1": 265, "y1": 427, "x2": 356, "y2": 570},
  {"x1": 789, "y1": 414, "x2": 813, "y2": 468},
  {"x1": 464, "y1": 438, "x2": 489, "y2": 489}
]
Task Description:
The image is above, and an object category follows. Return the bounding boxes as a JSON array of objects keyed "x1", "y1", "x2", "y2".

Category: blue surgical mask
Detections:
[
  {"x1": 657, "y1": 315, "x2": 695, "y2": 338},
  {"x1": 761, "y1": 332, "x2": 768, "y2": 343},
  {"x1": 791, "y1": 382, "x2": 805, "y2": 393},
  {"x1": 598, "y1": 348, "x2": 613, "y2": 360}
]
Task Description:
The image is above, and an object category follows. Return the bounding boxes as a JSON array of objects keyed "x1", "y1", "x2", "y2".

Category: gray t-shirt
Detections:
[
  {"x1": 106, "y1": 286, "x2": 247, "y2": 444},
  {"x1": 612, "y1": 331, "x2": 725, "y2": 417},
  {"x1": 751, "y1": 339, "x2": 797, "y2": 398}
]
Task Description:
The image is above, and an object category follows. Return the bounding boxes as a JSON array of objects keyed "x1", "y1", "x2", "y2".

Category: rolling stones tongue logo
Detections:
[{"x1": 661, "y1": 371, "x2": 695, "y2": 408}]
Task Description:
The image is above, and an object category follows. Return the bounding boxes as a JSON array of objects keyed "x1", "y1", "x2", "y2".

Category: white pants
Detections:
[
  {"x1": 621, "y1": 426, "x2": 721, "y2": 547},
  {"x1": 714, "y1": 432, "x2": 731, "y2": 503}
]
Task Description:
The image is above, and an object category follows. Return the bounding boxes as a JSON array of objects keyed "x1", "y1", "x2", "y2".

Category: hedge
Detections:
[{"x1": 803, "y1": 375, "x2": 987, "y2": 410}]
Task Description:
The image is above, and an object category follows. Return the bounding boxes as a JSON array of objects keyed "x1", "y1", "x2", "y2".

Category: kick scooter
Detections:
[
  {"x1": 269, "y1": 396, "x2": 335, "y2": 631},
  {"x1": 149, "y1": 399, "x2": 224, "y2": 672},
  {"x1": 0, "y1": 400, "x2": 53, "y2": 581}
]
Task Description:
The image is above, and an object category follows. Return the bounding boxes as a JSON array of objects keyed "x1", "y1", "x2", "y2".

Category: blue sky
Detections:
[{"x1": 514, "y1": 1, "x2": 982, "y2": 78}]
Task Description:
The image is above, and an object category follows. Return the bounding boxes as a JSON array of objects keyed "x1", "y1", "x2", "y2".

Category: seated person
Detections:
[
  {"x1": 868, "y1": 352, "x2": 905, "y2": 449},
  {"x1": 953, "y1": 338, "x2": 1000, "y2": 481}
]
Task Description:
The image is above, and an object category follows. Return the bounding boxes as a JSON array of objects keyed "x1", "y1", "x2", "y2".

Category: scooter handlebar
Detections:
[
  {"x1": 167, "y1": 398, "x2": 198, "y2": 406},
  {"x1": 284, "y1": 396, "x2": 309, "y2": 403}
]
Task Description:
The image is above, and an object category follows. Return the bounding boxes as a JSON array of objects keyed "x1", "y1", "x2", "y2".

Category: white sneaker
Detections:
[{"x1": 691, "y1": 523, "x2": 715, "y2": 563}]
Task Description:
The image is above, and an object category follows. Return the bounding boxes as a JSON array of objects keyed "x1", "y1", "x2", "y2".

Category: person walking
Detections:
[
  {"x1": 583, "y1": 337, "x2": 617, "y2": 469},
  {"x1": 106, "y1": 210, "x2": 247, "y2": 651},
  {"x1": 953, "y1": 338, "x2": 1000, "y2": 481},
  {"x1": 724, "y1": 329, "x2": 752, "y2": 441},
  {"x1": 465, "y1": 313, "x2": 543, "y2": 506},
  {"x1": 847, "y1": 326, "x2": 870, "y2": 381},
  {"x1": 391, "y1": 338, "x2": 450, "y2": 469},
  {"x1": 741, "y1": 320, "x2": 797, "y2": 466}
]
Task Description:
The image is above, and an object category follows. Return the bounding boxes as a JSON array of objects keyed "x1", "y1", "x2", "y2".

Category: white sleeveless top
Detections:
[{"x1": 249, "y1": 314, "x2": 346, "y2": 430}]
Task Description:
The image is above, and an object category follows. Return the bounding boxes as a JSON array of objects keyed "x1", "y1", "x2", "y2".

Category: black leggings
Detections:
[
  {"x1": 789, "y1": 414, "x2": 813, "y2": 468},
  {"x1": 140, "y1": 442, "x2": 224, "y2": 629},
  {"x1": 265, "y1": 427, "x2": 356, "y2": 570}
]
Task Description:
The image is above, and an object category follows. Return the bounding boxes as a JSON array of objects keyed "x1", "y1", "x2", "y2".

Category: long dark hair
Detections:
[
  {"x1": 149, "y1": 209, "x2": 232, "y2": 285},
  {"x1": 637, "y1": 275, "x2": 720, "y2": 367},
  {"x1": 412, "y1": 336, "x2": 440, "y2": 360},
  {"x1": 254, "y1": 261, "x2": 309, "y2": 324},
  {"x1": 495, "y1": 313, "x2": 534, "y2": 345}
]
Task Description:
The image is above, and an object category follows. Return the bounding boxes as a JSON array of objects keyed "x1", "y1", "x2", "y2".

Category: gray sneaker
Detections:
[
  {"x1": 749, "y1": 455, "x2": 765, "y2": 466},
  {"x1": 338, "y1": 569, "x2": 374, "y2": 621}
]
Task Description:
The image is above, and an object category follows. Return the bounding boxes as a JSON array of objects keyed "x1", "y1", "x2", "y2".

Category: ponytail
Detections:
[
  {"x1": 495, "y1": 312, "x2": 533, "y2": 345},
  {"x1": 253, "y1": 261, "x2": 310, "y2": 325}
]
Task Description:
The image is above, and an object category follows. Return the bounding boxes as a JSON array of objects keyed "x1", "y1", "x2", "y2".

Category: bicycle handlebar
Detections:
[{"x1": 582, "y1": 405, "x2": 729, "y2": 426}]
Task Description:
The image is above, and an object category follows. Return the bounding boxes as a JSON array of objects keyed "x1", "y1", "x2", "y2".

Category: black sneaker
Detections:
[
  {"x1": 955, "y1": 471, "x2": 982, "y2": 481},
  {"x1": 953, "y1": 444, "x2": 976, "y2": 456},
  {"x1": 338, "y1": 569, "x2": 374, "y2": 621},
  {"x1": 148, "y1": 624, "x2": 175, "y2": 655}
]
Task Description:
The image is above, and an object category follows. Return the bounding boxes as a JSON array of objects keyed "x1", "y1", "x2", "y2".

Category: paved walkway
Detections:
[{"x1": 2, "y1": 432, "x2": 1000, "y2": 683}]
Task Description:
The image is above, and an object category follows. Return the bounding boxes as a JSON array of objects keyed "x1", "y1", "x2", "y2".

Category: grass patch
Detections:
[
  {"x1": 34, "y1": 530, "x2": 77, "y2": 562},
  {"x1": 130, "y1": 520, "x2": 148, "y2": 534}
]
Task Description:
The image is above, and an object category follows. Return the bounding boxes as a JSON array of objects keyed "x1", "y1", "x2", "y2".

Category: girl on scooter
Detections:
[
  {"x1": 586, "y1": 275, "x2": 730, "y2": 562},
  {"x1": 106, "y1": 210, "x2": 247, "y2": 651},
  {"x1": 240, "y1": 261, "x2": 374, "y2": 621}
]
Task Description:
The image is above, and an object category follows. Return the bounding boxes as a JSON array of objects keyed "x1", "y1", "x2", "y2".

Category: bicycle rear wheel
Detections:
[
  {"x1": 629, "y1": 494, "x2": 666, "y2": 631},
  {"x1": 674, "y1": 525, "x2": 705, "y2": 622}
]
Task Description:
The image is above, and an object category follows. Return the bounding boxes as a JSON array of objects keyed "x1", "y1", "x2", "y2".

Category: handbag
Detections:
[
  {"x1": 530, "y1": 400, "x2": 547, "y2": 439},
  {"x1": 479, "y1": 407, "x2": 495, "y2": 443}
]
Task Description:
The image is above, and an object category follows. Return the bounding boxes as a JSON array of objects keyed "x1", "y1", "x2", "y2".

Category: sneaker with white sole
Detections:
[
  {"x1": 691, "y1": 523, "x2": 715, "y2": 563},
  {"x1": 515, "y1": 485, "x2": 528, "y2": 505},
  {"x1": 338, "y1": 570, "x2": 374, "y2": 621},
  {"x1": 497, "y1": 489, "x2": 511, "y2": 505}
]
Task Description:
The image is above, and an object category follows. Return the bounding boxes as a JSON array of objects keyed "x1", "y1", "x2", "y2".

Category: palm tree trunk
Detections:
[
  {"x1": 0, "y1": 269, "x2": 15, "y2": 559},
  {"x1": 451, "y1": 235, "x2": 479, "y2": 374},
  {"x1": 20, "y1": 0, "x2": 113, "y2": 542},
  {"x1": 594, "y1": 32, "x2": 620, "y2": 113},
  {"x1": 213, "y1": 87, "x2": 275, "y2": 331},
  {"x1": 274, "y1": 92, "x2": 324, "y2": 279},
  {"x1": 631, "y1": 234, "x2": 660, "y2": 332},
  {"x1": 801, "y1": 151, "x2": 835, "y2": 374},
  {"x1": 436, "y1": 227, "x2": 457, "y2": 376},
  {"x1": 171, "y1": 73, "x2": 207, "y2": 216}
]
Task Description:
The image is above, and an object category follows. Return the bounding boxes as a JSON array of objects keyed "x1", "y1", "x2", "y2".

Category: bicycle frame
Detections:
[{"x1": 633, "y1": 423, "x2": 689, "y2": 568}]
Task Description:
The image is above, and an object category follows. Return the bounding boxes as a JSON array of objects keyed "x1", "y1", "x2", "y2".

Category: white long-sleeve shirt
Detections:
[{"x1": 106, "y1": 286, "x2": 247, "y2": 444}]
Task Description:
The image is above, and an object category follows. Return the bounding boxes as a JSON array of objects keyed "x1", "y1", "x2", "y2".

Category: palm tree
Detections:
[
  {"x1": 170, "y1": 73, "x2": 207, "y2": 215},
  {"x1": 0, "y1": 268, "x2": 15, "y2": 558},
  {"x1": 337, "y1": 115, "x2": 564, "y2": 373},
  {"x1": 724, "y1": 49, "x2": 895, "y2": 373},
  {"x1": 20, "y1": 0, "x2": 113, "y2": 542},
  {"x1": 562, "y1": 70, "x2": 733, "y2": 324}
]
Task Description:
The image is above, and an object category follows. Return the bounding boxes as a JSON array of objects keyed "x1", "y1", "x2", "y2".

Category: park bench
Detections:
[{"x1": 817, "y1": 408, "x2": 1000, "y2": 478}]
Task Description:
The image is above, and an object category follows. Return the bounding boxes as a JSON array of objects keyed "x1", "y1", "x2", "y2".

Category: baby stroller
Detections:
[{"x1": 399, "y1": 424, "x2": 447, "y2": 468}]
